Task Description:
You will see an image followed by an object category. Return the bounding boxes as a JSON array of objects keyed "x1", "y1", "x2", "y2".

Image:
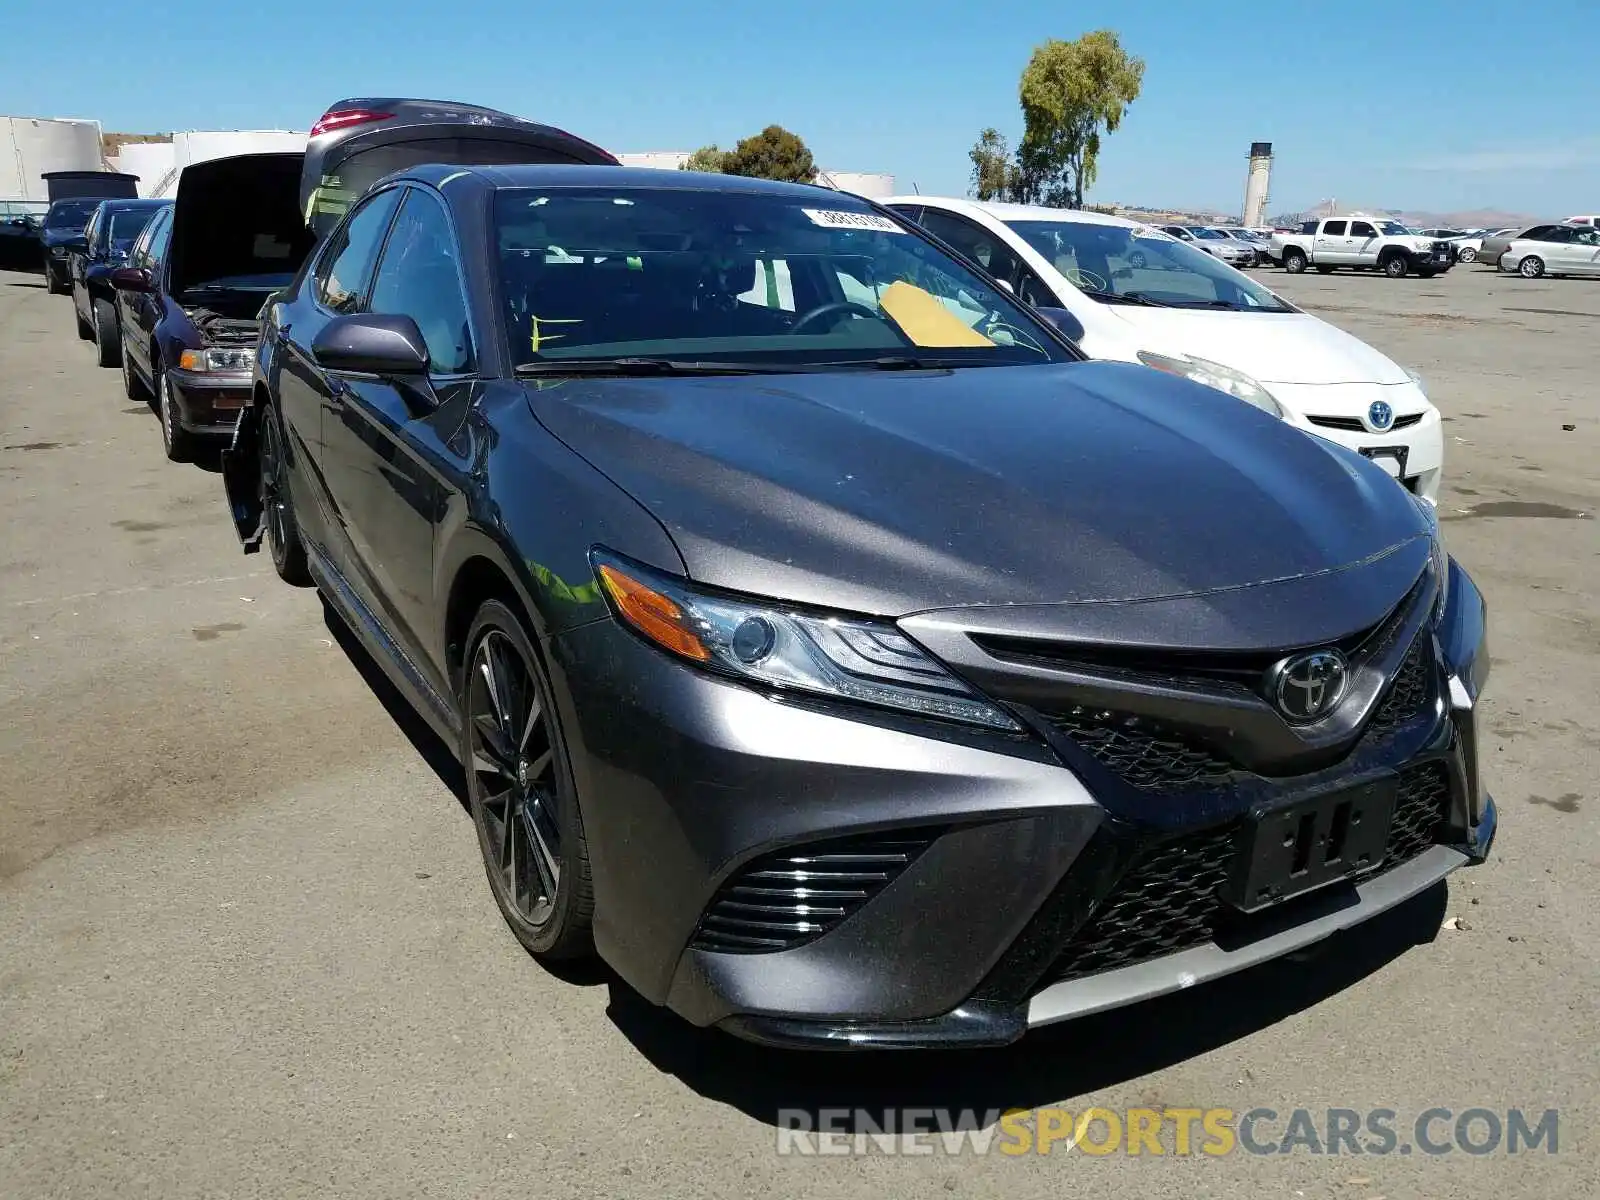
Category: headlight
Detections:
[
  {"x1": 592, "y1": 552, "x2": 1021, "y2": 731},
  {"x1": 1137, "y1": 351, "x2": 1285, "y2": 418},
  {"x1": 179, "y1": 347, "x2": 256, "y2": 372},
  {"x1": 1404, "y1": 367, "x2": 1427, "y2": 397},
  {"x1": 1414, "y1": 494, "x2": 1449, "y2": 612}
]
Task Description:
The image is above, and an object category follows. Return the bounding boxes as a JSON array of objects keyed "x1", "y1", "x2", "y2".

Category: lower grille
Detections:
[
  {"x1": 689, "y1": 832, "x2": 937, "y2": 953},
  {"x1": 1042, "y1": 761, "x2": 1452, "y2": 986},
  {"x1": 1041, "y1": 706, "x2": 1236, "y2": 789}
]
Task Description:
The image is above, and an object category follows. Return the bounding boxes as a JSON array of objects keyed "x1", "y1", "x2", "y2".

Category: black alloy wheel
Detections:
[
  {"x1": 463, "y1": 601, "x2": 594, "y2": 959},
  {"x1": 259, "y1": 402, "x2": 310, "y2": 585}
]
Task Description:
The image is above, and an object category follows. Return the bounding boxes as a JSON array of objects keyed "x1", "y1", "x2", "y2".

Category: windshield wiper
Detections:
[
  {"x1": 1088, "y1": 290, "x2": 1171, "y2": 307},
  {"x1": 513, "y1": 357, "x2": 818, "y2": 378},
  {"x1": 824, "y1": 355, "x2": 1006, "y2": 371}
]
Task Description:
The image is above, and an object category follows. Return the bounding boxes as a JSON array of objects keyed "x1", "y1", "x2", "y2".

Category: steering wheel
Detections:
[
  {"x1": 790, "y1": 300, "x2": 880, "y2": 335},
  {"x1": 1063, "y1": 267, "x2": 1108, "y2": 293}
]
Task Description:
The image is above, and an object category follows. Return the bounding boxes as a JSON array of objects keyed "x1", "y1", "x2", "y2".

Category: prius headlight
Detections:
[
  {"x1": 1137, "y1": 351, "x2": 1284, "y2": 418},
  {"x1": 1404, "y1": 367, "x2": 1427, "y2": 397},
  {"x1": 1414, "y1": 493, "x2": 1450, "y2": 613},
  {"x1": 592, "y1": 551, "x2": 1020, "y2": 731}
]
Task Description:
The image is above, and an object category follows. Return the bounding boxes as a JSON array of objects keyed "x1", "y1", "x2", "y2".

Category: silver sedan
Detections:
[{"x1": 1496, "y1": 224, "x2": 1600, "y2": 278}]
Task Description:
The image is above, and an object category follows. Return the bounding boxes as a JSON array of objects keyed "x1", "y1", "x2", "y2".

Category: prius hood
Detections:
[
  {"x1": 1107, "y1": 307, "x2": 1412, "y2": 386},
  {"x1": 528, "y1": 361, "x2": 1430, "y2": 628}
]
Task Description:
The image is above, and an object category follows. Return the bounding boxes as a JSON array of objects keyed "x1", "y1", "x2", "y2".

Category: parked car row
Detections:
[{"x1": 38, "y1": 95, "x2": 1496, "y2": 1051}]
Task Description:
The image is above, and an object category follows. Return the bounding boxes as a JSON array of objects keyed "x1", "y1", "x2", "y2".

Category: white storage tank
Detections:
[
  {"x1": 149, "y1": 130, "x2": 310, "y2": 197},
  {"x1": 2, "y1": 116, "x2": 105, "y2": 201},
  {"x1": 816, "y1": 171, "x2": 895, "y2": 199},
  {"x1": 111, "y1": 141, "x2": 177, "y2": 196}
]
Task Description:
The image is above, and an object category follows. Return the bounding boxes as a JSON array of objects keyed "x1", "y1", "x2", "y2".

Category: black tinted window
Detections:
[
  {"x1": 1540, "y1": 226, "x2": 1574, "y2": 243},
  {"x1": 917, "y1": 210, "x2": 1020, "y2": 280},
  {"x1": 145, "y1": 211, "x2": 173, "y2": 269},
  {"x1": 1015, "y1": 266, "x2": 1057, "y2": 308},
  {"x1": 316, "y1": 187, "x2": 403, "y2": 314},
  {"x1": 1520, "y1": 226, "x2": 1554, "y2": 240},
  {"x1": 368, "y1": 189, "x2": 474, "y2": 374},
  {"x1": 1322, "y1": 220, "x2": 1348, "y2": 235},
  {"x1": 1349, "y1": 221, "x2": 1377, "y2": 237},
  {"x1": 45, "y1": 200, "x2": 98, "y2": 229},
  {"x1": 108, "y1": 209, "x2": 156, "y2": 252}
]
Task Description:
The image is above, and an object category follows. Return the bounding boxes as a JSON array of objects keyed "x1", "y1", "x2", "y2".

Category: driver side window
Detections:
[
  {"x1": 367, "y1": 189, "x2": 475, "y2": 376},
  {"x1": 316, "y1": 188, "x2": 404, "y2": 315}
]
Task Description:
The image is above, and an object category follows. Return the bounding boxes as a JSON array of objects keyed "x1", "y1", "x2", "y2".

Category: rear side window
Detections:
[
  {"x1": 316, "y1": 188, "x2": 404, "y2": 314},
  {"x1": 1321, "y1": 220, "x2": 1347, "y2": 235},
  {"x1": 368, "y1": 189, "x2": 474, "y2": 374}
]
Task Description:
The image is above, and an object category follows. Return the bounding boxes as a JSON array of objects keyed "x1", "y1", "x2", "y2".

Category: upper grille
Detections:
[
  {"x1": 689, "y1": 832, "x2": 937, "y2": 954},
  {"x1": 1041, "y1": 706, "x2": 1235, "y2": 790},
  {"x1": 1041, "y1": 760, "x2": 1452, "y2": 986},
  {"x1": 1307, "y1": 413, "x2": 1424, "y2": 432},
  {"x1": 1366, "y1": 638, "x2": 1432, "y2": 737}
]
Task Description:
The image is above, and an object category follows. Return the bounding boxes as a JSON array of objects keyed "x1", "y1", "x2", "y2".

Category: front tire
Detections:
[
  {"x1": 1517, "y1": 255, "x2": 1545, "y2": 279},
  {"x1": 155, "y1": 367, "x2": 195, "y2": 462},
  {"x1": 1457, "y1": 246, "x2": 1477, "y2": 263},
  {"x1": 259, "y1": 400, "x2": 310, "y2": 585},
  {"x1": 462, "y1": 600, "x2": 595, "y2": 960},
  {"x1": 120, "y1": 338, "x2": 149, "y2": 401},
  {"x1": 1283, "y1": 249, "x2": 1308, "y2": 274},
  {"x1": 1383, "y1": 254, "x2": 1409, "y2": 278},
  {"x1": 92, "y1": 299, "x2": 121, "y2": 367},
  {"x1": 45, "y1": 265, "x2": 68, "y2": 295}
]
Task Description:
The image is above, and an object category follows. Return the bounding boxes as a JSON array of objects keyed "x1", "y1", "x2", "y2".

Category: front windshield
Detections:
[
  {"x1": 45, "y1": 200, "x2": 98, "y2": 230},
  {"x1": 108, "y1": 209, "x2": 156, "y2": 252},
  {"x1": 1379, "y1": 222, "x2": 1411, "y2": 236},
  {"x1": 493, "y1": 187, "x2": 1067, "y2": 370},
  {"x1": 1189, "y1": 227, "x2": 1226, "y2": 240},
  {"x1": 1005, "y1": 220, "x2": 1294, "y2": 313}
]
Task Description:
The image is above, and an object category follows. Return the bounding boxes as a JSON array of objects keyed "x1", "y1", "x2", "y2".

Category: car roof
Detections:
[
  {"x1": 410, "y1": 162, "x2": 858, "y2": 200},
  {"x1": 885, "y1": 195, "x2": 1142, "y2": 228},
  {"x1": 95, "y1": 198, "x2": 170, "y2": 210}
]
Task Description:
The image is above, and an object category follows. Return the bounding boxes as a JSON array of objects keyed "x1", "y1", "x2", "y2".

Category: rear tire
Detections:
[
  {"x1": 1383, "y1": 254, "x2": 1409, "y2": 278},
  {"x1": 1283, "y1": 249, "x2": 1308, "y2": 274},
  {"x1": 155, "y1": 367, "x2": 195, "y2": 463},
  {"x1": 462, "y1": 600, "x2": 595, "y2": 960},
  {"x1": 259, "y1": 400, "x2": 311, "y2": 585},
  {"x1": 120, "y1": 339, "x2": 149, "y2": 400},
  {"x1": 1457, "y1": 246, "x2": 1477, "y2": 263},
  {"x1": 1517, "y1": 255, "x2": 1545, "y2": 279},
  {"x1": 1315, "y1": 264, "x2": 1334, "y2": 274},
  {"x1": 92, "y1": 299, "x2": 121, "y2": 368}
]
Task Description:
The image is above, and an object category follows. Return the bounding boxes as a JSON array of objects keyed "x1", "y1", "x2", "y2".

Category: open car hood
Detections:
[{"x1": 169, "y1": 153, "x2": 312, "y2": 298}]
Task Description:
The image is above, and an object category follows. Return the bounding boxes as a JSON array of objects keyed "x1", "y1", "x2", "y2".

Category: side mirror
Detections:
[
  {"x1": 312, "y1": 313, "x2": 430, "y2": 377},
  {"x1": 1035, "y1": 306, "x2": 1086, "y2": 343},
  {"x1": 110, "y1": 266, "x2": 153, "y2": 293}
]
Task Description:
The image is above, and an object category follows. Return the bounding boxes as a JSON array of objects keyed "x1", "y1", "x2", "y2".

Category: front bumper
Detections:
[
  {"x1": 1269, "y1": 382, "x2": 1445, "y2": 503},
  {"x1": 166, "y1": 366, "x2": 252, "y2": 434},
  {"x1": 549, "y1": 559, "x2": 1494, "y2": 1048}
]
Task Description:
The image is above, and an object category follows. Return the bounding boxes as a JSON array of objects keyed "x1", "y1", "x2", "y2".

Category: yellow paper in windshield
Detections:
[{"x1": 877, "y1": 281, "x2": 994, "y2": 347}]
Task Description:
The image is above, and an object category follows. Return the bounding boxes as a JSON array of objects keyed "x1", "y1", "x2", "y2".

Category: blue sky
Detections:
[{"x1": 3, "y1": 0, "x2": 1594, "y2": 217}]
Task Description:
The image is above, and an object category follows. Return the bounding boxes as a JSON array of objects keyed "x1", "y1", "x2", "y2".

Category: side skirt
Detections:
[{"x1": 305, "y1": 538, "x2": 463, "y2": 754}]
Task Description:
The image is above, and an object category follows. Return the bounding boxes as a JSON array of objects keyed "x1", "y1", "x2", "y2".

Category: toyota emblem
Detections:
[{"x1": 1268, "y1": 650, "x2": 1349, "y2": 723}]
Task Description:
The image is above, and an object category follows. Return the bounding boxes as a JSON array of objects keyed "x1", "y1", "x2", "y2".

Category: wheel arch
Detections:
[{"x1": 438, "y1": 534, "x2": 550, "y2": 697}]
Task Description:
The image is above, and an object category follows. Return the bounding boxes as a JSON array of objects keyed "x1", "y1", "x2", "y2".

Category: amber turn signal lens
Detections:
[
  {"x1": 597, "y1": 564, "x2": 710, "y2": 661},
  {"x1": 178, "y1": 350, "x2": 203, "y2": 371}
]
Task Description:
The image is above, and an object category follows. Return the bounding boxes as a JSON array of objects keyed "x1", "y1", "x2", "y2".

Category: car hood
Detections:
[
  {"x1": 1104, "y1": 308, "x2": 1411, "y2": 386},
  {"x1": 169, "y1": 152, "x2": 313, "y2": 296},
  {"x1": 528, "y1": 361, "x2": 1429, "y2": 621}
]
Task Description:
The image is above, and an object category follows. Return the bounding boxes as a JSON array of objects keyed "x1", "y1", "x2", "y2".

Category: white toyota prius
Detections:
[{"x1": 887, "y1": 197, "x2": 1444, "y2": 502}]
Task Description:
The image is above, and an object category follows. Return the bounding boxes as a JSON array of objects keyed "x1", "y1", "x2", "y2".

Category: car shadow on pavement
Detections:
[
  {"x1": 605, "y1": 881, "x2": 1449, "y2": 1126},
  {"x1": 320, "y1": 599, "x2": 468, "y2": 813},
  {"x1": 4, "y1": 279, "x2": 47, "y2": 289}
]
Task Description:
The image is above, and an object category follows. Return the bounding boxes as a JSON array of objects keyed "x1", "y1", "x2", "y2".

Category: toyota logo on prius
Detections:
[
  {"x1": 1368, "y1": 400, "x2": 1394, "y2": 431},
  {"x1": 1268, "y1": 650, "x2": 1349, "y2": 722}
]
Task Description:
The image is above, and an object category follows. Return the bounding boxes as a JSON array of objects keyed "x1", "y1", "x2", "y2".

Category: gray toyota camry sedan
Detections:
[{"x1": 225, "y1": 164, "x2": 1496, "y2": 1049}]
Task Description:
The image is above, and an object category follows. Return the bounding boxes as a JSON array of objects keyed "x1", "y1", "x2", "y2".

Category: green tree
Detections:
[
  {"x1": 968, "y1": 128, "x2": 1018, "y2": 201},
  {"x1": 718, "y1": 125, "x2": 817, "y2": 184},
  {"x1": 681, "y1": 145, "x2": 727, "y2": 173},
  {"x1": 1016, "y1": 31, "x2": 1144, "y2": 209}
]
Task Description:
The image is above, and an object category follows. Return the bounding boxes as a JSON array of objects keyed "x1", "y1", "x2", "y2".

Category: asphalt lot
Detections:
[{"x1": 1, "y1": 263, "x2": 1595, "y2": 1199}]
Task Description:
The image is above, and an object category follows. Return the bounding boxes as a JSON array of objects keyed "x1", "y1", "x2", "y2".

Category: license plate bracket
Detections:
[
  {"x1": 1360, "y1": 444, "x2": 1408, "y2": 479},
  {"x1": 1227, "y1": 778, "x2": 1397, "y2": 912}
]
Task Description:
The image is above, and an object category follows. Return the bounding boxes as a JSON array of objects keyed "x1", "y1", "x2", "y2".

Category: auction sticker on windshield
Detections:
[{"x1": 802, "y1": 209, "x2": 905, "y2": 233}]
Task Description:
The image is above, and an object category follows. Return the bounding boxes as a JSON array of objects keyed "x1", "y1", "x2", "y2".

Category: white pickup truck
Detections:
[{"x1": 1269, "y1": 217, "x2": 1454, "y2": 278}]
